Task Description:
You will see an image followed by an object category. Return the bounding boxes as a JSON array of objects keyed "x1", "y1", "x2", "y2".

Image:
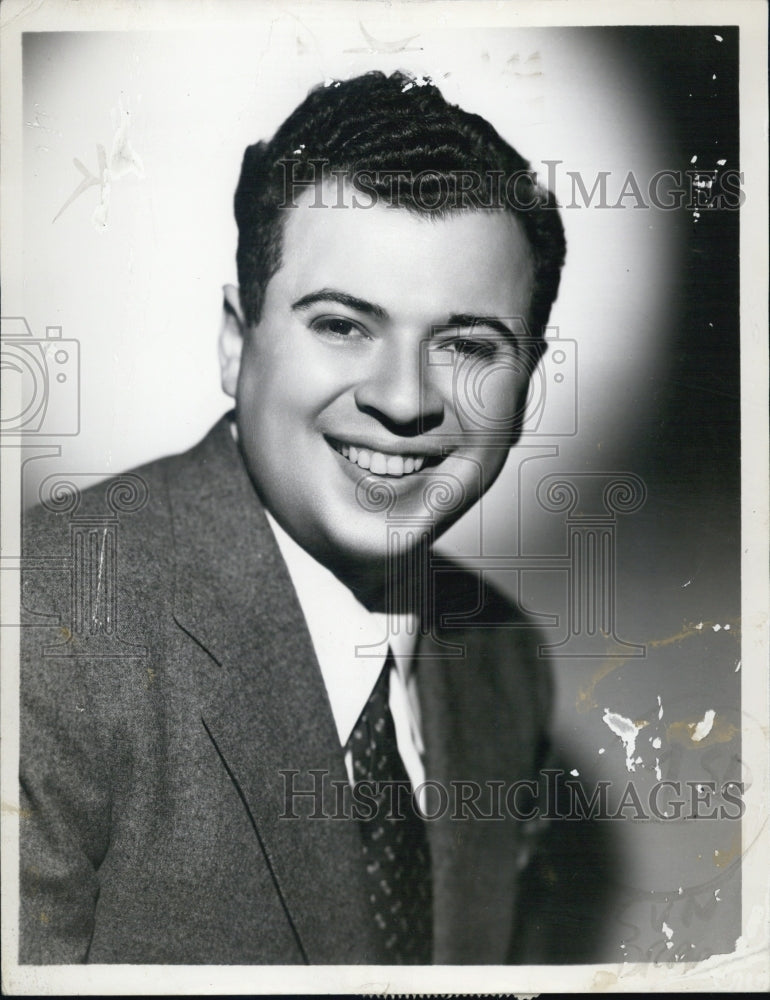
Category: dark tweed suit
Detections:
[{"x1": 19, "y1": 417, "x2": 584, "y2": 965}]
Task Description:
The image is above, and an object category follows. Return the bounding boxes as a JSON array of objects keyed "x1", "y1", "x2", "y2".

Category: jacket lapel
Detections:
[
  {"x1": 417, "y1": 604, "x2": 535, "y2": 964},
  {"x1": 167, "y1": 418, "x2": 380, "y2": 964}
]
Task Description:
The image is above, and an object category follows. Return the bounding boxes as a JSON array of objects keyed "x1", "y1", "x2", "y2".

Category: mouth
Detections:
[{"x1": 327, "y1": 437, "x2": 446, "y2": 478}]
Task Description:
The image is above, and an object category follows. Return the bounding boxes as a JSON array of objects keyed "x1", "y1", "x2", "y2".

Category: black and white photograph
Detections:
[{"x1": 1, "y1": 0, "x2": 767, "y2": 994}]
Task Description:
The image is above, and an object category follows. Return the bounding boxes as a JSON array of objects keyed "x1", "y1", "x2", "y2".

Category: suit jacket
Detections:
[{"x1": 19, "y1": 416, "x2": 557, "y2": 965}]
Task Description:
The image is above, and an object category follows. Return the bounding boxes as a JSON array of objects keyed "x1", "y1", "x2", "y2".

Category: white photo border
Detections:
[{"x1": 2, "y1": 0, "x2": 767, "y2": 994}]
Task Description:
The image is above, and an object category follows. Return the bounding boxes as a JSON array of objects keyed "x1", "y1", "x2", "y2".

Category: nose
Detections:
[{"x1": 353, "y1": 334, "x2": 444, "y2": 435}]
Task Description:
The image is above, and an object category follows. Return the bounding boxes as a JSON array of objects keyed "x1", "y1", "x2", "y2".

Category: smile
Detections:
[{"x1": 328, "y1": 438, "x2": 432, "y2": 477}]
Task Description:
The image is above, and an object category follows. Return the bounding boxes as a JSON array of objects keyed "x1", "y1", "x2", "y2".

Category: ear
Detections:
[{"x1": 218, "y1": 284, "x2": 247, "y2": 398}]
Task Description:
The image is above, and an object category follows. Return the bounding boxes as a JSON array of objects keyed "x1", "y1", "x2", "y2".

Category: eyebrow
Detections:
[
  {"x1": 291, "y1": 289, "x2": 389, "y2": 322},
  {"x1": 443, "y1": 313, "x2": 516, "y2": 341},
  {"x1": 291, "y1": 290, "x2": 517, "y2": 342}
]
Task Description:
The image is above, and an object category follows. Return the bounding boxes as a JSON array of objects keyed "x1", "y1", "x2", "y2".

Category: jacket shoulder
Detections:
[{"x1": 22, "y1": 416, "x2": 235, "y2": 569}]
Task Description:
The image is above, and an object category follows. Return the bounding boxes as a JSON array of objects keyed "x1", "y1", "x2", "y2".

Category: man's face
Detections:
[{"x1": 221, "y1": 187, "x2": 536, "y2": 580}]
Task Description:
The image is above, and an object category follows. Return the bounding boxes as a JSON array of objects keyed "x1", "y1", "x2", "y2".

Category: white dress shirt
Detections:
[{"x1": 263, "y1": 509, "x2": 426, "y2": 789}]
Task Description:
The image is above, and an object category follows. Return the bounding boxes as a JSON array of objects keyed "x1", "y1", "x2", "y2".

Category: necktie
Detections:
[{"x1": 347, "y1": 653, "x2": 433, "y2": 964}]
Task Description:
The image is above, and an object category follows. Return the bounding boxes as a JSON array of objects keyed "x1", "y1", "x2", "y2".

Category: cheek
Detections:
[
  {"x1": 448, "y1": 359, "x2": 532, "y2": 433},
  {"x1": 245, "y1": 336, "x2": 353, "y2": 418}
]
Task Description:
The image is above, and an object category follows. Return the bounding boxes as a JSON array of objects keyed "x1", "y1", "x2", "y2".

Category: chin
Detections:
[
  {"x1": 324, "y1": 520, "x2": 400, "y2": 565},
  {"x1": 312, "y1": 515, "x2": 412, "y2": 574}
]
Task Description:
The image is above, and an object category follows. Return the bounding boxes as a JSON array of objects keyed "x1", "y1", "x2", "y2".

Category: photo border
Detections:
[{"x1": 2, "y1": 0, "x2": 767, "y2": 994}]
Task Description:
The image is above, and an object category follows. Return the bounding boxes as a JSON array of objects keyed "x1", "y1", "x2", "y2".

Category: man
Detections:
[{"x1": 20, "y1": 71, "x2": 578, "y2": 965}]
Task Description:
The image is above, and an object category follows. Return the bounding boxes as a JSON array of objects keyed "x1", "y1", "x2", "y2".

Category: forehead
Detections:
[{"x1": 268, "y1": 186, "x2": 535, "y2": 320}]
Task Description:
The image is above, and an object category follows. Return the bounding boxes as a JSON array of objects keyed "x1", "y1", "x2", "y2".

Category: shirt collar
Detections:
[{"x1": 263, "y1": 508, "x2": 417, "y2": 747}]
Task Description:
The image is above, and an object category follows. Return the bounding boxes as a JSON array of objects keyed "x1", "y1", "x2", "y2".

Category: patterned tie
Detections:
[{"x1": 347, "y1": 652, "x2": 433, "y2": 964}]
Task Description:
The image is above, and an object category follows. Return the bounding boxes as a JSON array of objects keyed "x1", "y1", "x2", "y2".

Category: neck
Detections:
[{"x1": 324, "y1": 540, "x2": 433, "y2": 616}]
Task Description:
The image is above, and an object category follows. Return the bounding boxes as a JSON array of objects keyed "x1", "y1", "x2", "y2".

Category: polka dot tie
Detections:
[{"x1": 347, "y1": 652, "x2": 432, "y2": 964}]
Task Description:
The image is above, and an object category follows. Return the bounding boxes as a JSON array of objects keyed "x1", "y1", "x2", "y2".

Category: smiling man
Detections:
[
  {"x1": 20, "y1": 72, "x2": 570, "y2": 965},
  {"x1": 221, "y1": 192, "x2": 537, "y2": 580}
]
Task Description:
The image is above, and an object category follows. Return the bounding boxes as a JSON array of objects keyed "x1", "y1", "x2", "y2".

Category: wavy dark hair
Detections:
[{"x1": 234, "y1": 71, "x2": 565, "y2": 335}]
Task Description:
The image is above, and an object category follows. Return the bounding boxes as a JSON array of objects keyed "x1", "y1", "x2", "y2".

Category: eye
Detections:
[{"x1": 310, "y1": 316, "x2": 368, "y2": 340}]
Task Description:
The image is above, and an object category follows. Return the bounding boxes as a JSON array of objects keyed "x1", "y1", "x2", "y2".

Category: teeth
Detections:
[
  {"x1": 370, "y1": 452, "x2": 387, "y2": 475},
  {"x1": 331, "y1": 440, "x2": 433, "y2": 477}
]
